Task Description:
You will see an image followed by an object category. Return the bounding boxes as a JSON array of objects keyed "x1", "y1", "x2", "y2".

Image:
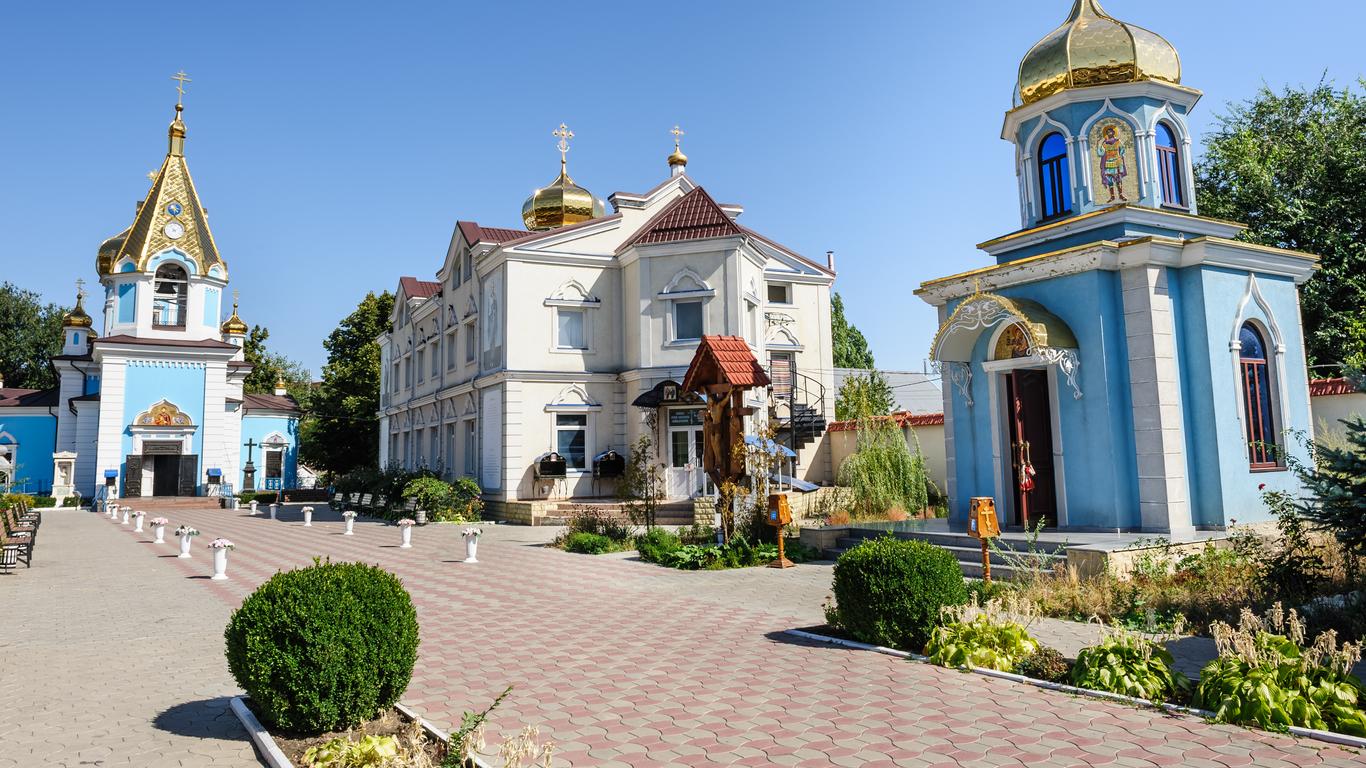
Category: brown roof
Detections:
[
  {"x1": 828, "y1": 411, "x2": 945, "y2": 433},
  {"x1": 399, "y1": 276, "x2": 441, "y2": 300},
  {"x1": 0, "y1": 387, "x2": 58, "y2": 408},
  {"x1": 457, "y1": 221, "x2": 534, "y2": 246},
  {"x1": 682, "y1": 335, "x2": 771, "y2": 392},
  {"x1": 243, "y1": 393, "x2": 301, "y2": 413},
  {"x1": 1310, "y1": 377, "x2": 1362, "y2": 397},
  {"x1": 620, "y1": 186, "x2": 741, "y2": 252},
  {"x1": 94, "y1": 334, "x2": 238, "y2": 350}
]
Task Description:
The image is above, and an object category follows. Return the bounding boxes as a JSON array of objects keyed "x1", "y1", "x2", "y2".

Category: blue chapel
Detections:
[
  {"x1": 917, "y1": 0, "x2": 1318, "y2": 533},
  {"x1": 0, "y1": 94, "x2": 300, "y2": 501}
]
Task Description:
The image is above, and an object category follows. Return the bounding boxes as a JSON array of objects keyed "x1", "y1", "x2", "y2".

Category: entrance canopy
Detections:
[{"x1": 930, "y1": 293, "x2": 1077, "y2": 363}]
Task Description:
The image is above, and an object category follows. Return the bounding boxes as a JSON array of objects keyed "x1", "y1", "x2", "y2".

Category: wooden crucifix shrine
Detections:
[{"x1": 681, "y1": 336, "x2": 772, "y2": 540}]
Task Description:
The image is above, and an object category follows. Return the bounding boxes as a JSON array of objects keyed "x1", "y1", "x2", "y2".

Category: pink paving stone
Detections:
[{"x1": 134, "y1": 507, "x2": 1366, "y2": 768}]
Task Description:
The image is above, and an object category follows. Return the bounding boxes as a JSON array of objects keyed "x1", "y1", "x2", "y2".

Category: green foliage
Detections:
[
  {"x1": 564, "y1": 531, "x2": 616, "y2": 554},
  {"x1": 835, "y1": 370, "x2": 895, "y2": 421},
  {"x1": 238, "y1": 491, "x2": 280, "y2": 504},
  {"x1": 1069, "y1": 631, "x2": 1188, "y2": 702},
  {"x1": 450, "y1": 478, "x2": 485, "y2": 521},
  {"x1": 402, "y1": 476, "x2": 453, "y2": 516},
  {"x1": 1016, "y1": 646, "x2": 1071, "y2": 684},
  {"x1": 618, "y1": 435, "x2": 666, "y2": 529},
  {"x1": 302, "y1": 734, "x2": 401, "y2": 767},
  {"x1": 336, "y1": 464, "x2": 445, "y2": 520},
  {"x1": 301, "y1": 291, "x2": 395, "y2": 477},
  {"x1": 924, "y1": 614, "x2": 1039, "y2": 672},
  {"x1": 565, "y1": 506, "x2": 633, "y2": 543},
  {"x1": 636, "y1": 528, "x2": 682, "y2": 563},
  {"x1": 242, "y1": 324, "x2": 312, "y2": 401},
  {"x1": 1289, "y1": 418, "x2": 1366, "y2": 560},
  {"x1": 443, "y1": 686, "x2": 512, "y2": 768},
  {"x1": 831, "y1": 292, "x2": 875, "y2": 369},
  {"x1": 224, "y1": 560, "x2": 419, "y2": 734},
  {"x1": 828, "y1": 537, "x2": 968, "y2": 650},
  {"x1": 0, "y1": 282, "x2": 65, "y2": 391},
  {"x1": 1195, "y1": 80, "x2": 1366, "y2": 368},
  {"x1": 837, "y1": 415, "x2": 931, "y2": 518}
]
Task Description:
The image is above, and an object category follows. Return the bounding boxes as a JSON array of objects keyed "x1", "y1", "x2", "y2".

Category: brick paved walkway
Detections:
[{"x1": 6, "y1": 505, "x2": 1364, "y2": 767}]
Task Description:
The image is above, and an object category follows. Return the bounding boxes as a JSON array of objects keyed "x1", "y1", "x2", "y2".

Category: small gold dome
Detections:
[
  {"x1": 62, "y1": 293, "x2": 93, "y2": 329},
  {"x1": 97, "y1": 227, "x2": 130, "y2": 276},
  {"x1": 521, "y1": 168, "x2": 603, "y2": 231},
  {"x1": 221, "y1": 302, "x2": 248, "y2": 336},
  {"x1": 668, "y1": 148, "x2": 688, "y2": 168},
  {"x1": 1017, "y1": 0, "x2": 1181, "y2": 106}
]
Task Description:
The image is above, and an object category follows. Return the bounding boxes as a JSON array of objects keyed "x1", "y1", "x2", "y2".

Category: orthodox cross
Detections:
[
  {"x1": 670, "y1": 124, "x2": 685, "y2": 150},
  {"x1": 243, "y1": 438, "x2": 258, "y2": 463},
  {"x1": 147, "y1": 170, "x2": 158, "y2": 181},
  {"x1": 232, "y1": 288, "x2": 240, "y2": 311},
  {"x1": 553, "y1": 122, "x2": 573, "y2": 166},
  {"x1": 75, "y1": 278, "x2": 86, "y2": 303},
  {"x1": 172, "y1": 71, "x2": 192, "y2": 106}
]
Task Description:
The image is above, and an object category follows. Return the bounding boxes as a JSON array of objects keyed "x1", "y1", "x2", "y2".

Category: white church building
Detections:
[{"x1": 378, "y1": 128, "x2": 837, "y2": 521}]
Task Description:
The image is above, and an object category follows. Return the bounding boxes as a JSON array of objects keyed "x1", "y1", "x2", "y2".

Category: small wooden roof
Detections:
[{"x1": 682, "y1": 335, "x2": 771, "y2": 393}]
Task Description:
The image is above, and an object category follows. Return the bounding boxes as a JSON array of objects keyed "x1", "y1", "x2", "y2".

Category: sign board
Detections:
[
  {"x1": 766, "y1": 494, "x2": 792, "y2": 527},
  {"x1": 968, "y1": 497, "x2": 1000, "y2": 539}
]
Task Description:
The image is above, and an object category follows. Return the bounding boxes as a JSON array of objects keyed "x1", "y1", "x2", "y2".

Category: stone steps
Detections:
[{"x1": 822, "y1": 528, "x2": 1067, "y2": 581}]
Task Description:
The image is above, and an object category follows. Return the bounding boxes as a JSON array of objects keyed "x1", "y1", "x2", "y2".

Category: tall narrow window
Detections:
[
  {"x1": 674, "y1": 300, "x2": 703, "y2": 341},
  {"x1": 464, "y1": 420, "x2": 477, "y2": 475},
  {"x1": 1239, "y1": 323, "x2": 1279, "y2": 468},
  {"x1": 555, "y1": 414, "x2": 588, "y2": 470},
  {"x1": 556, "y1": 309, "x2": 586, "y2": 349},
  {"x1": 1156, "y1": 122, "x2": 1185, "y2": 208},
  {"x1": 1038, "y1": 132, "x2": 1072, "y2": 220},
  {"x1": 152, "y1": 264, "x2": 188, "y2": 327}
]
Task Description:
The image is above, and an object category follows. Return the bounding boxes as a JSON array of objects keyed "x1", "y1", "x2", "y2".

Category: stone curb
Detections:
[
  {"x1": 783, "y1": 629, "x2": 1366, "y2": 751},
  {"x1": 229, "y1": 696, "x2": 496, "y2": 768}
]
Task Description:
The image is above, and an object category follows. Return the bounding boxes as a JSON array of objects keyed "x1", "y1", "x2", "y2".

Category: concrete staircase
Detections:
[
  {"x1": 536, "y1": 499, "x2": 698, "y2": 527},
  {"x1": 823, "y1": 527, "x2": 1068, "y2": 580}
]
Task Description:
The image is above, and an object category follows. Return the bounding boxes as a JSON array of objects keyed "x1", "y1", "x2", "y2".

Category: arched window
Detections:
[
  {"x1": 1038, "y1": 132, "x2": 1072, "y2": 220},
  {"x1": 1156, "y1": 122, "x2": 1185, "y2": 208},
  {"x1": 153, "y1": 263, "x2": 188, "y2": 328},
  {"x1": 1239, "y1": 322, "x2": 1279, "y2": 467}
]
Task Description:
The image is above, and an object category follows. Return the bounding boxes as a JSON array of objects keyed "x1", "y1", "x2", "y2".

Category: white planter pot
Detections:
[
  {"x1": 269, "y1": 504, "x2": 278, "y2": 520},
  {"x1": 344, "y1": 518, "x2": 355, "y2": 535},
  {"x1": 133, "y1": 513, "x2": 144, "y2": 533},
  {"x1": 178, "y1": 536, "x2": 193, "y2": 558},
  {"x1": 303, "y1": 509, "x2": 313, "y2": 527},
  {"x1": 121, "y1": 508, "x2": 130, "y2": 525},
  {"x1": 153, "y1": 525, "x2": 166, "y2": 544},
  {"x1": 211, "y1": 548, "x2": 229, "y2": 580},
  {"x1": 400, "y1": 526, "x2": 412, "y2": 549},
  {"x1": 248, "y1": 500, "x2": 259, "y2": 516},
  {"x1": 464, "y1": 535, "x2": 480, "y2": 563}
]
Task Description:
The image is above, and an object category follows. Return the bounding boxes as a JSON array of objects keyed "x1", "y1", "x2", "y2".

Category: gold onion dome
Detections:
[
  {"x1": 1017, "y1": 0, "x2": 1181, "y2": 106},
  {"x1": 221, "y1": 301, "x2": 248, "y2": 335},
  {"x1": 62, "y1": 292, "x2": 93, "y2": 329},
  {"x1": 521, "y1": 123, "x2": 604, "y2": 231},
  {"x1": 668, "y1": 147, "x2": 688, "y2": 168}
]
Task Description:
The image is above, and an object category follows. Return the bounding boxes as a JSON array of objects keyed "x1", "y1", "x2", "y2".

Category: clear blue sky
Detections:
[{"x1": 3, "y1": 1, "x2": 1362, "y2": 376}]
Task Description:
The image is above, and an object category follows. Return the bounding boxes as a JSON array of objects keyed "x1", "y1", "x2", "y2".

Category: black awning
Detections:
[{"x1": 631, "y1": 379, "x2": 701, "y2": 408}]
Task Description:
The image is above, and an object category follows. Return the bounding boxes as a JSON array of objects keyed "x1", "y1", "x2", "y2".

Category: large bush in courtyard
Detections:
[
  {"x1": 224, "y1": 560, "x2": 419, "y2": 733},
  {"x1": 830, "y1": 537, "x2": 967, "y2": 650}
]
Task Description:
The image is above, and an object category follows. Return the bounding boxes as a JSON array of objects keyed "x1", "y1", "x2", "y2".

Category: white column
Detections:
[{"x1": 94, "y1": 359, "x2": 128, "y2": 497}]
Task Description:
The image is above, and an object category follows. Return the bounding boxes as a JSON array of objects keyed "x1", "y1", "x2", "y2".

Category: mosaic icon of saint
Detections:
[{"x1": 1096, "y1": 124, "x2": 1129, "y2": 202}]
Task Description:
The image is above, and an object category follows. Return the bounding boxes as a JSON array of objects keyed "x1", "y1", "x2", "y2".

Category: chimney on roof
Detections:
[{"x1": 826, "y1": 250, "x2": 835, "y2": 271}]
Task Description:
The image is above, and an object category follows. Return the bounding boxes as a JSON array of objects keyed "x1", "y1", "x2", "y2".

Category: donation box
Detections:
[{"x1": 968, "y1": 497, "x2": 1000, "y2": 539}]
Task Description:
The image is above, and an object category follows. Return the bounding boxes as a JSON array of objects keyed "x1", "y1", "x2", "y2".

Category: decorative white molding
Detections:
[{"x1": 545, "y1": 383, "x2": 602, "y2": 412}]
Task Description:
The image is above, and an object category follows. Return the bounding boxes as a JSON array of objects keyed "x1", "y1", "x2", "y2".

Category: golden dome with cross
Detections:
[{"x1": 521, "y1": 123, "x2": 605, "y2": 231}]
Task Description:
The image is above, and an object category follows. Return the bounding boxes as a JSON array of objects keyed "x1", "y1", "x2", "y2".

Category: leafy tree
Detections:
[
  {"x1": 300, "y1": 291, "x2": 394, "y2": 477},
  {"x1": 837, "y1": 413, "x2": 931, "y2": 518},
  {"x1": 1293, "y1": 367, "x2": 1366, "y2": 567},
  {"x1": 242, "y1": 324, "x2": 311, "y2": 402},
  {"x1": 1196, "y1": 80, "x2": 1366, "y2": 369},
  {"x1": 832, "y1": 292, "x2": 876, "y2": 370},
  {"x1": 836, "y1": 370, "x2": 896, "y2": 421},
  {"x1": 0, "y1": 282, "x2": 65, "y2": 390}
]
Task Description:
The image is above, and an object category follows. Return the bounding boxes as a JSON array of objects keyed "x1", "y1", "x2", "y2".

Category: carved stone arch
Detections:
[
  {"x1": 133, "y1": 399, "x2": 195, "y2": 427},
  {"x1": 1231, "y1": 274, "x2": 1285, "y2": 352},
  {"x1": 549, "y1": 278, "x2": 593, "y2": 303},
  {"x1": 145, "y1": 247, "x2": 202, "y2": 275},
  {"x1": 548, "y1": 383, "x2": 600, "y2": 409},
  {"x1": 766, "y1": 324, "x2": 803, "y2": 350},
  {"x1": 1078, "y1": 98, "x2": 1140, "y2": 139},
  {"x1": 661, "y1": 267, "x2": 712, "y2": 295}
]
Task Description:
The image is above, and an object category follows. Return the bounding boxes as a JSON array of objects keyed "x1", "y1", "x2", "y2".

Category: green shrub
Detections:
[
  {"x1": 829, "y1": 537, "x2": 968, "y2": 650},
  {"x1": 238, "y1": 491, "x2": 279, "y2": 505},
  {"x1": 564, "y1": 531, "x2": 615, "y2": 555},
  {"x1": 1017, "y1": 646, "x2": 1071, "y2": 683},
  {"x1": 1070, "y1": 630, "x2": 1188, "y2": 702},
  {"x1": 402, "y1": 476, "x2": 452, "y2": 517},
  {"x1": 224, "y1": 560, "x2": 420, "y2": 734},
  {"x1": 925, "y1": 614, "x2": 1038, "y2": 672},
  {"x1": 29, "y1": 495, "x2": 56, "y2": 508},
  {"x1": 566, "y1": 506, "x2": 633, "y2": 543},
  {"x1": 636, "y1": 528, "x2": 682, "y2": 563}
]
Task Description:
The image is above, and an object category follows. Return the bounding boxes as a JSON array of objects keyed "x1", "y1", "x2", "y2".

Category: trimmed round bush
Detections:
[
  {"x1": 224, "y1": 561, "x2": 419, "y2": 734},
  {"x1": 635, "y1": 528, "x2": 682, "y2": 563},
  {"x1": 564, "y1": 531, "x2": 614, "y2": 554},
  {"x1": 830, "y1": 537, "x2": 967, "y2": 650}
]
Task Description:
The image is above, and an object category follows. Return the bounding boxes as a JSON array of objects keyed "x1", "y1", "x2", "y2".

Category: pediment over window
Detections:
[
  {"x1": 133, "y1": 399, "x2": 195, "y2": 428},
  {"x1": 546, "y1": 383, "x2": 602, "y2": 411},
  {"x1": 659, "y1": 267, "x2": 715, "y2": 298}
]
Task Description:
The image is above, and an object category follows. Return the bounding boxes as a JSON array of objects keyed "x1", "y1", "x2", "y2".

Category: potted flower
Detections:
[
  {"x1": 120, "y1": 506, "x2": 131, "y2": 525},
  {"x1": 397, "y1": 518, "x2": 416, "y2": 549},
  {"x1": 342, "y1": 509, "x2": 357, "y2": 535},
  {"x1": 302, "y1": 506, "x2": 314, "y2": 527},
  {"x1": 206, "y1": 538, "x2": 234, "y2": 580},
  {"x1": 133, "y1": 510, "x2": 146, "y2": 533},
  {"x1": 175, "y1": 525, "x2": 200, "y2": 558},
  {"x1": 462, "y1": 527, "x2": 482, "y2": 563},
  {"x1": 248, "y1": 499, "x2": 259, "y2": 516},
  {"x1": 150, "y1": 517, "x2": 169, "y2": 543}
]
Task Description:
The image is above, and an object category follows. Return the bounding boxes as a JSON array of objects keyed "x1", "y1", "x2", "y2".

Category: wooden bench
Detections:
[
  {"x1": 348, "y1": 492, "x2": 361, "y2": 511},
  {"x1": 2, "y1": 506, "x2": 36, "y2": 570},
  {"x1": 359, "y1": 493, "x2": 373, "y2": 512},
  {"x1": 373, "y1": 495, "x2": 388, "y2": 515}
]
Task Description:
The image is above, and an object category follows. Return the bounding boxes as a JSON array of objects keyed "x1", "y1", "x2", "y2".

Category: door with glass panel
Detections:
[{"x1": 665, "y1": 408, "x2": 705, "y2": 498}]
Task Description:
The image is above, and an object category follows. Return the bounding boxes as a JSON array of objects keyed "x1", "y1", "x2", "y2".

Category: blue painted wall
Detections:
[
  {"x1": 117, "y1": 283, "x2": 136, "y2": 323},
  {"x1": 119, "y1": 361, "x2": 207, "y2": 495},
  {"x1": 0, "y1": 412, "x2": 56, "y2": 493},
  {"x1": 240, "y1": 414, "x2": 299, "y2": 490}
]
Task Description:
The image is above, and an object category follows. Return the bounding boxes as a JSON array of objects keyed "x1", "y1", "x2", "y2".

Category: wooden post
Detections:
[{"x1": 981, "y1": 538, "x2": 991, "y2": 583}]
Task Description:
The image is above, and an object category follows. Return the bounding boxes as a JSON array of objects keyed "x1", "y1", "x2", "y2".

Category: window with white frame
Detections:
[
  {"x1": 466, "y1": 321, "x2": 477, "y2": 362},
  {"x1": 554, "y1": 414, "x2": 588, "y2": 470},
  {"x1": 416, "y1": 349, "x2": 425, "y2": 382},
  {"x1": 464, "y1": 420, "x2": 477, "y2": 475},
  {"x1": 404, "y1": 357, "x2": 412, "y2": 388},
  {"x1": 447, "y1": 330, "x2": 458, "y2": 370},
  {"x1": 462, "y1": 253, "x2": 472, "y2": 282},
  {"x1": 446, "y1": 423, "x2": 457, "y2": 478},
  {"x1": 674, "y1": 300, "x2": 703, "y2": 341},
  {"x1": 766, "y1": 282, "x2": 791, "y2": 304},
  {"x1": 659, "y1": 269, "x2": 714, "y2": 344},
  {"x1": 556, "y1": 309, "x2": 586, "y2": 350},
  {"x1": 430, "y1": 341, "x2": 440, "y2": 376}
]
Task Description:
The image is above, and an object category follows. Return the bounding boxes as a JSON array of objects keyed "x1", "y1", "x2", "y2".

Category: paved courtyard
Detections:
[{"x1": 3, "y1": 505, "x2": 1364, "y2": 767}]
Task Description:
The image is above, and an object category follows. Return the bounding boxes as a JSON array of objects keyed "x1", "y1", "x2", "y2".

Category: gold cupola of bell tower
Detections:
[{"x1": 521, "y1": 123, "x2": 605, "y2": 231}]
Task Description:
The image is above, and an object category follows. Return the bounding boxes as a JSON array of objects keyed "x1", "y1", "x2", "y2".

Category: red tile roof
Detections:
[
  {"x1": 620, "y1": 186, "x2": 741, "y2": 252},
  {"x1": 0, "y1": 387, "x2": 58, "y2": 408},
  {"x1": 682, "y1": 335, "x2": 772, "y2": 392},
  {"x1": 457, "y1": 221, "x2": 534, "y2": 246},
  {"x1": 243, "y1": 393, "x2": 301, "y2": 413},
  {"x1": 399, "y1": 276, "x2": 441, "y2": 300},
  {"x1": 95, "y1": 334, "x2": 238, "y2": 350},
  {"x1": 1310, "y1": 377, "x2": 1362, "y2": 397},
  {"x1": 828, "y1": 411, "x2": 946, "y2": 433}
]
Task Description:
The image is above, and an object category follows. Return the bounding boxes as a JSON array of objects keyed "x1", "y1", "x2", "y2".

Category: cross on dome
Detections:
[
  {"x1": 553, "y1": 122, "x2": 574, "y2": 167},
  {"x1": 172, "y1": 71, "x2": 192, "y2": 106}
]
